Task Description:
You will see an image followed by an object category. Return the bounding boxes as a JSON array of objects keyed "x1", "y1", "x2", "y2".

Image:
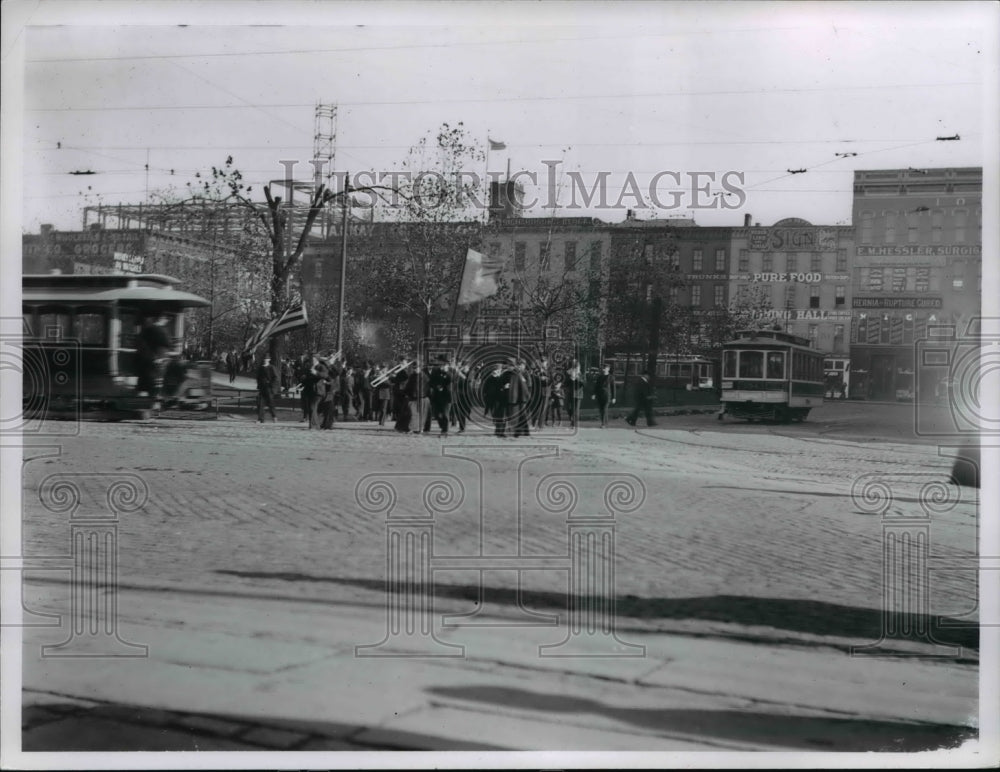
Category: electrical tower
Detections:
[{"x1": 314, "y1": 103, "x2": 338, "y2": 237}]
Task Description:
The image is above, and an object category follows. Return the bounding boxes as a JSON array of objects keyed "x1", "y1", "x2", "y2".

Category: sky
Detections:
[{"x1": 6, "y1": 0, "x2": 998, "y2": 233}]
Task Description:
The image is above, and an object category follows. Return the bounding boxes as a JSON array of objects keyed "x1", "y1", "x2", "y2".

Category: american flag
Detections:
[{"x1": 242, "y1": 303, "x2": 308, "y2": 353}]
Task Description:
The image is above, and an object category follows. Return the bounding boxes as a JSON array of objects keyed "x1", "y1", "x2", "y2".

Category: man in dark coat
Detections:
[
  {"x1": 339, "y1": 366, "x2": 355, "y2": 420},
  {"x1": 255, "y1": 355, "x2": 279, "y2": 423},
  {"x1": 505, "y1": 359, "x2": 532, "y2": 438},
  {"x1": 593, "y1": 363, "x2": 617, "y2": 428},
  {"x1": 529, "y1": 358, "x2": 549, "y2": 430},
  {"x1": 135, "y1": 315, "x2": 172, "y2": 402},
  {"x1": 427, "y1": 355, "x2": 453, "y2": 435},
  {"x1": 393, "y1": 360, "x2": 414, "y2": 433},
  {"x1": 483, "y1": 362, "x2": 507, "y2": 437},
  {"x1": 452, "y1": 363, "x2": 471, "y2": 433},
  {"x1": 626, "y1": 369, "x2": 656, "y2": 428}
]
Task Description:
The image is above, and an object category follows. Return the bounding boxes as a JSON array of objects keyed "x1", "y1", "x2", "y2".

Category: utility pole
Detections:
[{"x1": 337, "y1": 172, "x2": 350, "y2": 353}]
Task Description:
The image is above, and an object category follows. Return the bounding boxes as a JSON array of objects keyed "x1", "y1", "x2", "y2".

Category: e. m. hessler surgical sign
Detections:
[{"x1": 852, "y1": 297, "x2": 943, "y2": 309}]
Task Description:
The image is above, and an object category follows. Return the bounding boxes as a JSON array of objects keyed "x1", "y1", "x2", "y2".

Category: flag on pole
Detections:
[
  {"x1": 268, "y1": 302, "x2": 308, "y2": 338},
  {"x1": 488, "y1": 138, "x2": 506, "y2": 151},
  {"x1": 242, "y1": 302, "x2": 309, "y2": 353},
  {"x1": 457, "y1": 248, "x2": 503, "y2": 306}
]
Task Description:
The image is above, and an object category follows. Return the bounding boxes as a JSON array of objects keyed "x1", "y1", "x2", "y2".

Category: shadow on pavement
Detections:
[
  {"x1": 427, "y1": 685, "x2": 976, "y2": 752},
  {"x1": 22, "y1": 699, "x2": 505, "y2": 752},
  {"x1": 215, "y1": 570, "x2": 978, "y2": 652}
]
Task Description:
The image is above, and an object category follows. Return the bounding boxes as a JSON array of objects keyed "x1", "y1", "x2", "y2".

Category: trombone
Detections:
[{"x1": 371, "y1": 360, "x2": 413, "y2": 388}]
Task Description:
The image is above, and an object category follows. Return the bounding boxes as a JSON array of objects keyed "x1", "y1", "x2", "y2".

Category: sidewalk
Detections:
[{"x1": 20, "y1": 581, "x2": 978, "y2": 754}]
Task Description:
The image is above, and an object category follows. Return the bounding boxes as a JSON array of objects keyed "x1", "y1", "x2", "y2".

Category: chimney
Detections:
[
  {"x1": 40, "y1": 224, "x2": 54, "y2": 235},
  {"x1": 626, "y1": 209, "x2": 635, "y2": 221},
  {"x1": 743, "y1": 213, "x2": 752, "y2": 227},
  {"x1": 89, "y1": 223, "x2": 103, "y2": 232}
]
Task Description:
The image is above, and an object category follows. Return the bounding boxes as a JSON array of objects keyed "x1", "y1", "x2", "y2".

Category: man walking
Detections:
[
  {"x1": 593, "y1": 363, "x2": 617, "y2": 428},
  {"x1": 484, "y1": 362, "x2": 507, "y2": 437},
  {"x1": 626, "y1": 369, "x2": 656, "y2": 428},
  {"x1": 256, "y1": 355, "x2": 279, "y2": 423},
  {"x1": 428, "y1": 355, "x2": 453, "y2": 436},
  {"x1": 506, "y1": 359, "x2": 532, "y2": 438}
]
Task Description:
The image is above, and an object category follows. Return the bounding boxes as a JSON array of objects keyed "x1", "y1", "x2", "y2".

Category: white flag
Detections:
[{"x1": 457, "y1": 249, "x2": 502, "y2": 306}]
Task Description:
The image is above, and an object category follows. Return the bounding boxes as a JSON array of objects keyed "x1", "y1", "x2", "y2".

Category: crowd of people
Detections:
[{"x1": 249, "y1": 352, "x2": 651, "y2": 432}]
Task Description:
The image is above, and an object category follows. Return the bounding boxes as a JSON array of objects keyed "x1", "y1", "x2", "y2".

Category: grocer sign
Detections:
[{"x1": 748, "y1": 227, "x2": 838, "y2": 252}]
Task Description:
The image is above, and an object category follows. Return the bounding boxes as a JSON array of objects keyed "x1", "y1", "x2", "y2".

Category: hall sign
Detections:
[
  {"x1": 752, "y1": 309, "x2": 853, "y2": 321},
  {"x1": 852, "y1": 297, "x2": 942, "y2": 309},
  {"x1": 748, "y1": 227, "x2": 838, "y2": 252},
  {"x1": 857, "y1": 245, "x2": 981, "y2": 257}
]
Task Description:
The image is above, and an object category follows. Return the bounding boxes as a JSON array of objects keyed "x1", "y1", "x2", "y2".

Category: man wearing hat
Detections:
[
  {"x1": 504, "y1": 358, "x2": 532, "y2": 438},
  {"x1": 427, "y1": 354, "x2": 453, "y2": 435},
  {"x1": 255, "y1": 354, "x2": 279, "y2": 423},
  {"x1": 625, "y1": 368, "x2": 656, "y2": 428}
]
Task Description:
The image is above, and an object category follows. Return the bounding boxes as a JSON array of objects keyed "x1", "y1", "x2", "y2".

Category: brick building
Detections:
[{"x1": 850, "y1": 167, "x2": 982, "y2": 400}]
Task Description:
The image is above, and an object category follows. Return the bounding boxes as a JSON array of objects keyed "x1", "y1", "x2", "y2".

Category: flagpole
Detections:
[{"x1": 484, "y1": 133, "x2": 491, "y2": 224}]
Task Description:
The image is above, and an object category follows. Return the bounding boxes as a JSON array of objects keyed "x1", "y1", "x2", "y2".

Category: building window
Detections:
[
  {"x1": 836, "y1": 249, "x2": 847, "y2": 272},
  {"x1": 715, "y1": 248, "x2": 726, "y2": 271},
  {"x1": 931, "y1": 226, "x2": 942, "y2": 243},
  {"x1": 915, "y1": 268, "x2": 930, "y2": 292},
  {"x1": 738, "y1": 250, "x2": 749, "y2": 272},
  {"x1": 564, "y1": 241, "x2": 577, "y2": 272},
  {"x1": 892, "y1": 267, "x2": 906, "y2": 292},
  {"x1": 835, "y1": 285, "x2": 845, "y2": 306},
  {"x1": 514, "y1": 242, "x2": 526, "y2": 271},
  {"x1": 809, "y1": 285, "x2": 820, "y2": 309},
  {"x1": 668, "y1": 285, "x2": 679, "y2": 304},
  {"x1": 714, "y1": 284, "x2": 725, "y2": 306},
  {"x1": 808, "y1": 324, "x2": 818, "y2": 344},
  {"x1": 539, "y1": 243, "x2": 551, "y2": 270},
  {"x1": 690, "y1": 285, "x2": 701, "y2": 306},
  {"x1": 513, "y1": 279, "x2": 523, "y2": 303},
  {"x1": 590, "y1": 241, "x2": 602, "y2": 265},
  {"x1": 811, "y1": 254, "x2": 822, "y2": 272},
  {"x1": 868, "y1": 267, "x2": 883, "y2": 292},
  {"x1": 692, "y1": 249, "x2": 703, "y2": 271},
  {"x1": 670, "y1": 251, "x2": 681, "y2": 271},
  {"x1": 763, "y1": 254, "x2": 773, "y2": 272},
  {"x1": 860, "y1": 212, "x2": 873, "y2": 243},
  {"x1": 786, "y1": 253, "x2": 798, "y2": 273},
  {"x1": 955, "y1": 209, "x2": 967, "y2": 243},
  {"x1": 952, "y1": 278, "x2": 964, "y2": 291},
  {"x1": 884, "y1": 212, "x2": 896, "y2": 243},
  {"x1": 314, "y1": 261, "x2": 322, "y2": 279},
  {"x1": 834, "y1": 324, "x2": 844, "y2": 341}
]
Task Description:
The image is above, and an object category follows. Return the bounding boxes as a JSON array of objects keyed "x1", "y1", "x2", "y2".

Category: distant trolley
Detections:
[
  {"x1": 719, "y1": 329, "x2": 825, "y2": 422},
  {"x1": 22, "y1": 272, "x2": 212, "y2": 420}
]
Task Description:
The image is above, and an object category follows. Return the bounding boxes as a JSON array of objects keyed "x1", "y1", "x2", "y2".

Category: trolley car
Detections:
[
  {"x1": 719, "y1": 329, "x2": 825, "y2": 422},
  {"x1": 21, "y1": 272, "x2": 212, "y2": 420}
]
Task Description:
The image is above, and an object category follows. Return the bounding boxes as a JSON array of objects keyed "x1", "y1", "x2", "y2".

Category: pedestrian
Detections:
[
  {"x1": 374, "y1": 366, "x2": 392, "y2": 426},
  {"x1": 564, "y1": 361, "x2": 584, "y2": 428},
  {"x1": 320, "y1": 364, "x2": 338, "y2": 429},
  {"x1": 626, "y1": 369, "x2": 656, "y2": 428},
  {"x1": 484, "y1": 362, "x2": 507, "y2": 437},
  {"x1": 593, "y1": 363, "x2": 617, "y2": 428},
  {"x1": 506, "y1": 359, "x2": 532, "y2": 438},
  {"x1": 428, "y1": 355, "x2": 453, "y2": 435},
  {"x1": 405, "y1": 361, "x2": 423, "y2": 434},
  {"x1": 226, "y1": 350, "x2": 237, "y2": 383},
  {"x1": 359, "y1": 365, "x2": 373, "y2": 421},
  {"x1": 305, "y1": 363, "x2": 325, "y2": 429},
  {"x1": 134, "y1": 314, "x2": 172, "y2": 406},
  {"x1": 255, "y1": 355, "x2": 279, "y2": 423},
  {"x1": 339, "y1": 365, "x2": 354, "y2": 421},
  {"x1": 546, "y1": 374, "x2": 564, "y2": 426},
  {"x1": 530, "y1": 358, "x2": 550, "y2": 430},
  {"x1": 453, "y1": 363, "x2": 471, "y2": 433}
]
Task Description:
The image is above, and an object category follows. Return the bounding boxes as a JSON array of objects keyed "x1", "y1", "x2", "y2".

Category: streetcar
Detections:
[
  {"x1": 719, "y1": 329, "x2": 825, "y2": 422},
  {"x1": 21, "y1": 272, "x2": 213, "y2": 419},
  {"x1": 607, "y1": 353, "x2": 717, "y2": 391}
]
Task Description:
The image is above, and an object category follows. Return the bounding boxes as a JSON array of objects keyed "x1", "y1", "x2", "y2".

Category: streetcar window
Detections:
[
  {"x1": 38, "y1": 311, "x2": 71, "y2": 340},
  {"x1": 723, "y1": 351, "x2": 737, "y2": 378},
  {"x1": 738, "y1": 351, "x2": 764, "y2": 378},
  {"x1": 119, "y1": 309, "x2": 140, "y2": 349},
  {"x1": 75, "y1": 311, "x2": 107, "y2": 346},
  {"x1": 766, "y1": 352, "x2": 785, "y2": 379},
  {"x1": 679, "y1": 363, "x2": 692, "y2": 376}
]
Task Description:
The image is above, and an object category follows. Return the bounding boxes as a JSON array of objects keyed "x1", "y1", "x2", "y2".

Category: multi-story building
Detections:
[
  {"x1": 728, "y1": 218, "x2": 854, "y2": 355},
  {"x1": 851, "y1": 167, "x2": 982, "y2": 400}
]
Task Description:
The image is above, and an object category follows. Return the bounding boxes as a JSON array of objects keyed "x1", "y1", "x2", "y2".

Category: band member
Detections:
[
  {"x1": 564, "y1": 360, "x2": 584, "y2": 428},
  {"x1": 393, "y1": 360, "x2": 413, "y2": 433},
  {"x1": 428, "y1": 355, "x2": 453, "y2": 435},
  {"x1": 593, "y1": 363, "x2": 617, "y2": 428},
  {"x1": 483, "y1": 362, "x2": 507, "y2": 437},
  {"x1": 530, "y1": 358, "x2": 550, "y2": 430},
  {"x1": 452, "y1": 363, "x2": 471, "y2": 433},
  {"x1": 626, "y1": 369, "x2": 656, "y2": 428},
  {"x1": 505, "y1": 359, "x2": 532, "y2": 438}
]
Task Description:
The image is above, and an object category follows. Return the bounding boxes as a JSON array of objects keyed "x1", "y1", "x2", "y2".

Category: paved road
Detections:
[{"x1": 13, "y1": 406, "x2": 987, "y2": 755}]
